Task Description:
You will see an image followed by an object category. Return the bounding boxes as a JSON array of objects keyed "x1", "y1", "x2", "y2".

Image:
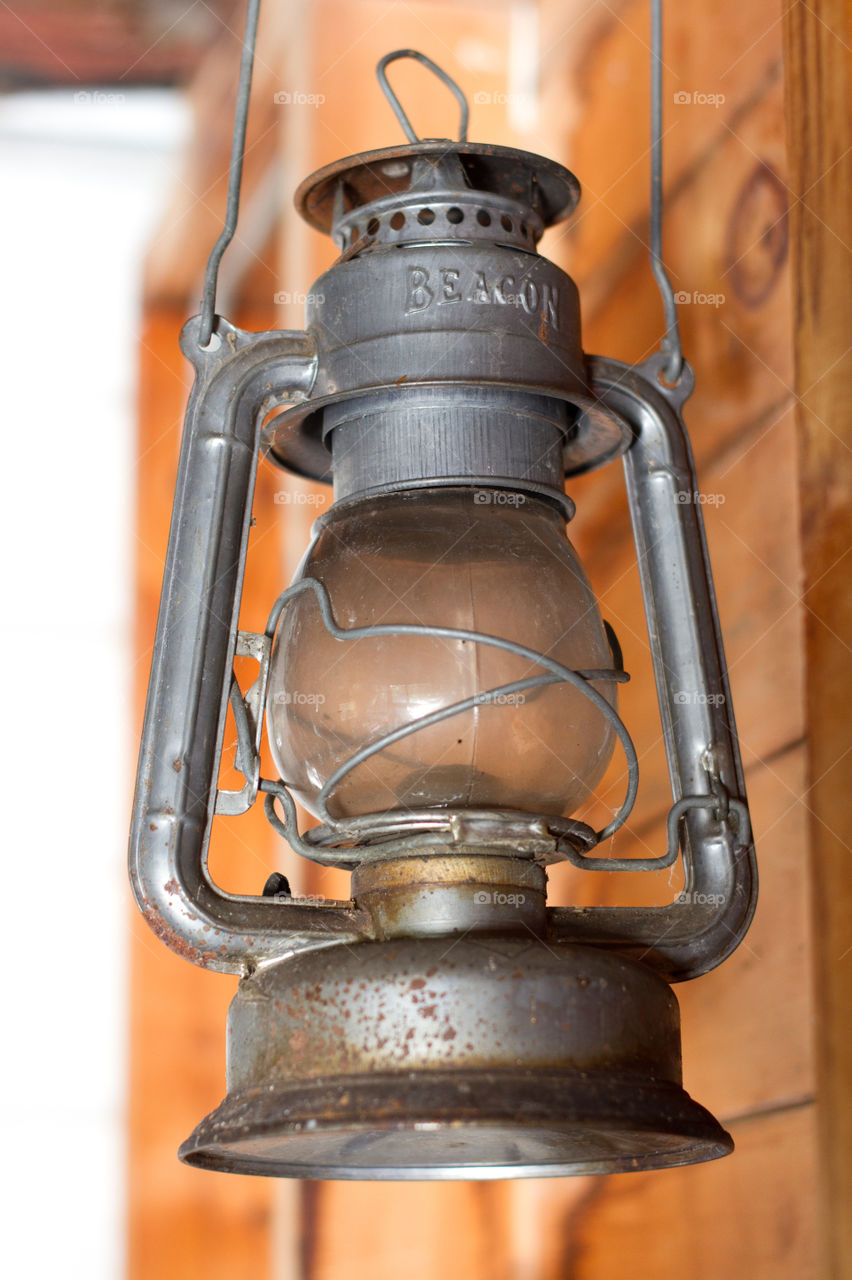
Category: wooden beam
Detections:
[{"x1": 783, "y1": 3, "x2": 852, "y2": 1277}]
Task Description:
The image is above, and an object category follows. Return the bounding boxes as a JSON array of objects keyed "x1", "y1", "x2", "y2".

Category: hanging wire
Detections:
[
  {"x1": 197, "y1": 0, "x2": 262, "y2": 349},
  {"x1": 649, "y1": 0, "x2": 684, "y2": 383}
]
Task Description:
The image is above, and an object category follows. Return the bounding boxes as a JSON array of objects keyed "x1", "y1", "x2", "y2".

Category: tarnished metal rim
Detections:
[
  {"x1": 179, "y1": 1069, "x2": 732, "y2": 1180},
  {"x1": 262, "y1": 383, "x2": 632, "y2": 483},
  {"x1": 298, "y1": 807, "x2": 599, "y2": 869},
  {"x1": 295, "y1": 141, "x2": 581, "y2": 234}
]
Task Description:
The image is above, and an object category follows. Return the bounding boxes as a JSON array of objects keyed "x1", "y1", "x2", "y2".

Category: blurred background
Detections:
[{"x1": 2, "y1": 0, "x2": 848, "y2": 1277}]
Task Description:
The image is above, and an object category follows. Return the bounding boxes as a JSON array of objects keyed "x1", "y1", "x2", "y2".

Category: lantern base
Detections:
[
  {"x1": 179, "y1": 937, "x2": 732, "y2": 1179},
  {"x1": 179, "y1": 1069, "x2": 731, "y2": 1179}
]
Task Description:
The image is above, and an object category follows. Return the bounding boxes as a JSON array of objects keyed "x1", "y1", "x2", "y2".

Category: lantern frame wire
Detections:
[{"x1": 257, "y1": 574, "x2": 637, "y2": 838}]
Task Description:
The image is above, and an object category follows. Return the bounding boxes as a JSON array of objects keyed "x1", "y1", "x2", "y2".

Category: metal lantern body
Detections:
[{"x1": 130, "y1": 70, "x2": 756, "y2": 1179}]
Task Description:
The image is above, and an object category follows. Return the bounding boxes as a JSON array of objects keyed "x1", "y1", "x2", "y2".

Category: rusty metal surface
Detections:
[
  {"x1": 351, "y1": 855, "x2": 547, "y2": 939},
  {"x1": 294, "y1": 142, "x2": 581, "y2": 235},
  {"x1": 178, "y1": 937, "x2": 731, "y2": 1179},
  {"x1": 179, "y1": 1071, "x2": 732, "y2": 1180}
]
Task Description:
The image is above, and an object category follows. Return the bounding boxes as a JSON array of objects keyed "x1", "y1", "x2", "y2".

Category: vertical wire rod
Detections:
[
  {"x1": 198, "y1": 0, "x2": 262, "y2": 348},
  {"x1": 649, "y1": 0, "x2": 683, "y2": 383}
]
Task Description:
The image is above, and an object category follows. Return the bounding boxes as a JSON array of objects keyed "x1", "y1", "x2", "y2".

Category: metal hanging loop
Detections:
[
  {"x1": 376, "y1": 49, "x2": 470, "y2": 142},
  {"x1": 649, "y1": 0, "x2": 684, "y2": 384},
  {"x1": 198, "y1": 0, "x2": 262, "y2": 349}
]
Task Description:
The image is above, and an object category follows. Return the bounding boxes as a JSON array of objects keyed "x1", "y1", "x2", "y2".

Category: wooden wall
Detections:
[{"x1": 130, "y1": 0, "x2": 850, "y2": 1276}]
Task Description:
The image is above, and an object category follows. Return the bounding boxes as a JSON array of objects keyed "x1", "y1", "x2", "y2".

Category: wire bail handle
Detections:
[{"x1": 376, "y1": 49, "x2": 470, "y2": 142}]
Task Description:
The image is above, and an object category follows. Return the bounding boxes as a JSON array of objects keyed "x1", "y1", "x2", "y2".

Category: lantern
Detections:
[{"x1": 130, "y1": 39, "x2": 756, "y2": 1179}]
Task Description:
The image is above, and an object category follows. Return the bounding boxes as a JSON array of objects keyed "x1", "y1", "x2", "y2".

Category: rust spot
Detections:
[
  {"x1": 538, "y1": 312, "x2": 548, "y2": 343},
  {"x1": 149, "y1": 823, "x2": 157, "y2": 831},
  {"x1": 163, "y1": 878, "x2": 180, "y2": 896},
  {"x1": 409, "y1": 977, "x2": 427, "y2": 990},
  {"x1": 172, "y1": 759, "x2": 182, "y2": 773},
  {"x1": 142, "y1": 908, "x2": 218, "y2": 968},
  {"x1": 442, "y1": 1026, "x2": 457, "y2": 1041}
]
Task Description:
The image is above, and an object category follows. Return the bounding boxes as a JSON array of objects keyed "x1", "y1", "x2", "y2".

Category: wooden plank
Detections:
[
  {"x1": 306, "y1": 1181, "x2": 516, "y2": 1280},
  {"x1": 782, "y1": 2, "x2": 852, "y2": 1276},
  {"x1": 0, "y1": 0, "x2": 232, "y2": 88},
  {"x1": 570, "y1": 1105, "x2": 818, "y2": 1280}
]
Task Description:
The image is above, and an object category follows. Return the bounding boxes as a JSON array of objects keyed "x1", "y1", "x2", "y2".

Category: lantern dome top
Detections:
[{"x1": 294, "y1": 140, "x2": 581, "y2": 247}]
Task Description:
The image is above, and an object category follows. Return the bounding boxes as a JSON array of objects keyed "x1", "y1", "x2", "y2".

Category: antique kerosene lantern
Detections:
[{"x1": 130, "y1": 25, "x2": 756, "y2": 1178}]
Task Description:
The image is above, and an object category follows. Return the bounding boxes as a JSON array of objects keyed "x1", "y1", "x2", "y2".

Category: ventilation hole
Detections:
[
  {"x1": 501, "y1": 214, "x2": 513, "y2": 233},
  {"x1": 390, "y1": 211, "x2": 405, "y2": 231},
  {"x1": 520, "y1": 221, "x2": 529, "y2": 239},
  {"x1": 417, "y1": 208, "x2": 435, "y2": 225},
  {"x1": 476, "y1": 209, "x2": 492, "y2": 227},
  {"x1": 446, "y1": 206, "x2": 464, "y2": 224},
  {"x1": 349, "y1": 224, "x2": 358, "y2": 241},
  {"x1": 366, "y1": 217, "x2": 380, "y2": 236}
]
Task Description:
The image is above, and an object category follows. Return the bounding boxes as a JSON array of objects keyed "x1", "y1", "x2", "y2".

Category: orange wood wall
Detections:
[{"x1": 130, "y1": 1, "x2": 849, "y2": 1276}]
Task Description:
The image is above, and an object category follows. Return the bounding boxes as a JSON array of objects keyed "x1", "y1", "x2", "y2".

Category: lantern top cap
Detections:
[{"x1": 294, "y1": 140, "x2": 581, "y2": 238}]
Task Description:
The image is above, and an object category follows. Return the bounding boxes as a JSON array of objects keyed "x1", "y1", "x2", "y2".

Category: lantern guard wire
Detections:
[{"x1": 219, "y1": 576, "x2": 642, "y2": 868}]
